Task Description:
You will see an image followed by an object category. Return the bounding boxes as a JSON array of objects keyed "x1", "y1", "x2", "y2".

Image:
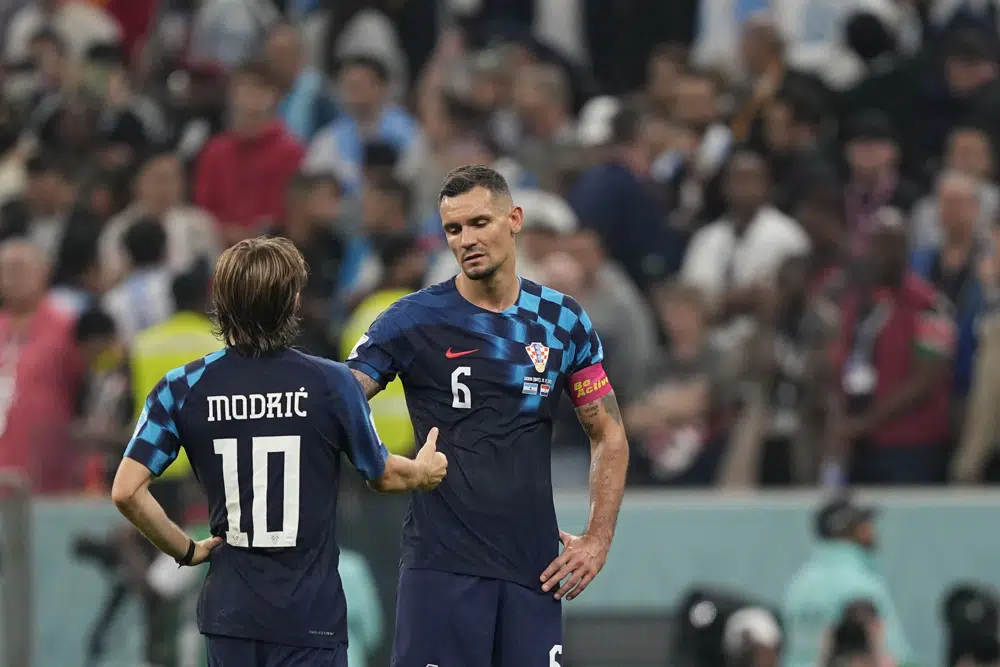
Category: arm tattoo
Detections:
[
  {"x1": 350, "y1": 368, "x2": 383, "y2": 400},
  {"x1": 577, "y1": 392, "x2": 622, "y2": 439}
]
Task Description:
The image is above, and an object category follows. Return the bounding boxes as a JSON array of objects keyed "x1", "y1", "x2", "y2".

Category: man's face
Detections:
[
  {"x1": 264, "y1": 27, "x2": 302, "y2": 88},
  {"x1": 662, "y1": 297, "x2": 702, "y2": 342},
  {"x1": 870, "y1": 226, "x2": 908, "y2": 284},
  {"x1": 136, "y1": 155, "x2": 183, "y2": 212},
  {"x1": 673, "y1": 77, "x2": 717, "y2": 130},
  {"x1": 229, "y1": 76, "x2": 276, "y2": 129},
  {"x1": 939, "y1": 178, "x2": 980, "y2": 238},
  {"x1": 724, "y1": 156, "x2": 768, "y2": 214},
  {"x1": 647, "y1": 55, "x2": 680, "y2": 108},
  {"x1": 794, "y1": 202, "x2": 843, "y2": 251},
  {"x1": 440, "y1": 186, "x2": 522, "y2": 281},
  {"x1": 362, "y1": 185, "x2": 405, "y2": 233},
  {"x1": 764, "y1": 100, "x2": 793, "y2": 153},
  {"x1": 512, "y1": 76, "x2": 548, "y2": 129},
  {"x1": 0, "y1": 243, "x2": 46, "y2": 307},
  {"x1": 947, "y1": 129, "x2": 994, "y2": 178},
  {"x1": 26, "y1": 169, "x2": 72, "y2": 214},
  {"x1": 846, "y1": 138, "x2": 897, "y2": 177},
  {"x1": 305, "y1": 182, "x2": 340, "y2": 224},
  {"x1": 947, "y1": 57, "x2": 996, "y2": 96},
  {"x1": 339, "y1": 64, "x2": 383, "y2": 117}
]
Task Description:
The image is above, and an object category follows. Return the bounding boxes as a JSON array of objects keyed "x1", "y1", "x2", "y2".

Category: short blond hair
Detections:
[{"x1": 211, "y1": 236, "x2": 308, "y2": 356}]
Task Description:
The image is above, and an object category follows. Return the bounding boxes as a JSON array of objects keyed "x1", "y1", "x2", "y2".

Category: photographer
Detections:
[
  {"x1": 782, "y1": 496, "x2": 911, "y2": 667},
  {"x1": 821, "y1": 599, "x2": 893, "y2": 667}
]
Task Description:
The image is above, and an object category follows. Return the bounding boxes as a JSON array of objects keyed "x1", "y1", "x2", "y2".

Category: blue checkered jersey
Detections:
[
  {"x1": 347, "y1": 277, "x2": 604, "y2": 587},
  {"x1": 124, "y1": 348, "x2": 388, "y2": 649}
]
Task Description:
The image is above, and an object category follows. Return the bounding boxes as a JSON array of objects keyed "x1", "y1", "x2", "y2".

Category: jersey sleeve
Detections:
[
  {"x1": 345, "y1": 302, "x2": 408, "y2": 386},
  {"x1": 565, "y1": 301, "x2": 612, "y2": 407},
  {"x1": 328, "y1": 362, "x2": 390, "y2": 481},
  {"x1": 124, "y1": 377, "x2": 182, "y2": 477}
]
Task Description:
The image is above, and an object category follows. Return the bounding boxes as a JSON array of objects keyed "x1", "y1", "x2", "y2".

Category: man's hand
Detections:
[
  {"x1": 539, "y1": 530, "x2": 609, "y2": 601},
  {"x1": 414, "y1": 427, "x2": 448, "y2": 491},
  {"x1": 190, "y1": 536, "x2": 224, "y2": 565}
]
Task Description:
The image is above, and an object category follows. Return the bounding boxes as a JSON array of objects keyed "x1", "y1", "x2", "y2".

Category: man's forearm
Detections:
[
  {"x1": 585, "y1": 433, "x2": 629, "y2": 545},
  {"x1": 368, "y1": 454, "x2": 427, "y2": 493},
  {"x1": 114, "y1": 488, "x2": 192, "y2": 560},
  {"x1": 577, "y1": 394, "x2": 629, "y2": 546}
]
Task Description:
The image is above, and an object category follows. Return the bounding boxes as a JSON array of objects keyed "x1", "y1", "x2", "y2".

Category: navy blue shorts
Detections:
[
  {"x1": 206, "y1": 635, "x2": 347, "y2": 667},
  {"x1": 392, "y1": 568, "x2": 563, "y2": 667}
]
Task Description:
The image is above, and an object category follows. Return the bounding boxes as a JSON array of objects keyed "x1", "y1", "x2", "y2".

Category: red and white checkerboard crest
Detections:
[{"x1": 525, "y1": 342, "x2": 549, "y2": 373}]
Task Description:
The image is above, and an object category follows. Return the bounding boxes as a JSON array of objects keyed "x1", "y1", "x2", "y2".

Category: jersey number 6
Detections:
[
  {"x1": 214, "y1": 435, "x2": 301, "y2": 548},
  {"x1": 451, "y1": 366, "x2": 472, "y2": 409}
]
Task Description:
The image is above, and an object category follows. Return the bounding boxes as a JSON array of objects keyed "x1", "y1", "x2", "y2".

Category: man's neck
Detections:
[
  {"x1": 232, "y1": 119, "x2": 270, "y2": 139},
  {"x1": 853, "y1": 168, "x2": 894, "y2": 191},
  {"x1": 671, "y1": 337, "x2": 701, "y2": 360},
  {"x1": 456, "y1": 267, "x2": 520, "y2": 313},
  {"x1": 942, "y1": 234, "x2": 975, "y2": 264}
]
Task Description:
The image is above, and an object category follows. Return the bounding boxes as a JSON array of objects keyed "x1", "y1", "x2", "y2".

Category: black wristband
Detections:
[{"x1": 176, "y1": 539, "x2": 196, "y2": 567}]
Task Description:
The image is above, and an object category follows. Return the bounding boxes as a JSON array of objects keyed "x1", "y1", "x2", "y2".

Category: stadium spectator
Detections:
[
  {"x1": 264, "y1": 22, "x2": 336, "y2": 143},
  {"x1": 511, "y1": 63, "x2": 579, "y2": 190},
  {"x1": 569, "y1": 105, "x2": 677, "y2": 291},
  {"x1": 0, "y1": 153, "x2": 93, "y2": 269},
  {"x1": 101, "y1": 150, "x2": 220, "y2": 285},
  {"x1": 842, "y1": 111, "x2": 921, "y2": 255},
  {"x1": 5, "y1": 0, "x2": 120, "y2": 63},
  {"x1": 102, "y1": 216, "x2": 174, "y2": 341},
  {"x1": 680, "y1": 150, "x2": 809, "y2": 322},
  {"x1": 305, "y1": 55, "x2": 416, "y2": 194},
  {"x1": 624, "y1": 281, "x2": 729, "y2": 486},
  {"x1": 911, "y1": 171, "x2": 989, "y2": 404},
  {"x1": 823, "y1": 210, "x2": 954, "y2": 486},
  {"x1": 0, "y1": 239, "x2": 83, "y2": 493},
  {"x1": 911, "y1": 125, "x2": 1000, "y2": 248},
  {"x1": 277, "y1": 171, "x2": 345, "y2": 356},
  {"x1": 194, "y1": 60, "x2": 304, "y2": 245},
  {"x1": 656, "y1": 68, "x2": 732, "y2": 227}
]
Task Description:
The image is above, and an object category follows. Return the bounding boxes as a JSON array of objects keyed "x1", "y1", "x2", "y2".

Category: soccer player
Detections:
[
  {"x1": 347, "y1": 165, "x2": 630, "y2": 667},
  {"x1": 111, "y1": 236, "x2": 448, "y2": 667}
]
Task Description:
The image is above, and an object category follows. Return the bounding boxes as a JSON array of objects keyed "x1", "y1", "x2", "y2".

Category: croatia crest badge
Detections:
[{"x1": 525, "y1": 342, "x2": 550, "y2": 373}]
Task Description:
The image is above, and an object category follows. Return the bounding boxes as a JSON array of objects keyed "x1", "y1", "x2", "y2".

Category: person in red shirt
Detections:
[
  {"x1": 822, "y1": 209, "x2": 955, "y2": 485},
  {"x1": 194, "y1": 60, "x2": 304, "y2": 246},
  {"x1": 0, "y1": 239, "x2": 83, "y2": 494}
]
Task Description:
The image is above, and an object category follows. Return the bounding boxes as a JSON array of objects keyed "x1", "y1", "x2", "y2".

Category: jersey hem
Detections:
[
  {"x1": 400, "y1": 559, "x2": 546, "y2": 591},
  {"x1": 198, "y1": 625, "x2": 348, "y2": 650}
]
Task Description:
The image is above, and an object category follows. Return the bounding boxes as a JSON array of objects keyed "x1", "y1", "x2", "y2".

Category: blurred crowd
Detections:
[{"x1": 8, "y1": 0, "x2": 1000, "y2": 497}]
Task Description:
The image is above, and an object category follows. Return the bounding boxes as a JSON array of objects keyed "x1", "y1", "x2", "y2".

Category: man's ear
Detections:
[{"x1": 509, "y1": 206, "x2": 524, "y2": 235}]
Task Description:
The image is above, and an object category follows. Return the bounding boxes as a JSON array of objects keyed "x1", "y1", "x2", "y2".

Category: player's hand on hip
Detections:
[
  {"x1": 415, "y1": 427, "x2": 448, "y2": 491},
  {"x1": 540, "y1": 530, "x2": 609, "y2": 601},
  {"x1": 190, "y1": 536, "x2": 224, "y2": 566}
]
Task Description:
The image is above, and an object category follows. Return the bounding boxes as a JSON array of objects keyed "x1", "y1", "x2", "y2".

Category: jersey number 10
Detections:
[{"x1": 213, "y1": 436, "x2": 301, "y2": 548}]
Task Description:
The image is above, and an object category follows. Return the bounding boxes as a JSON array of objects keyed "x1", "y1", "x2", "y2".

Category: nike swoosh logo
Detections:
[{"x1": 445, "y1": 347, "x2": 479, "y2": 359}]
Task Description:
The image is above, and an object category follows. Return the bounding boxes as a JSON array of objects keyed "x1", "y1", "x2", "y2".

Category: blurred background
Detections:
[{"x1": 8, "y1": 0, "x2": 1000, "y2": 666}]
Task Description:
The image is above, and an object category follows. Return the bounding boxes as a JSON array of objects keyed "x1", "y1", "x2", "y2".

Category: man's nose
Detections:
[{"x1": 460, "y1": 228, "x2": 479, "y2": 248}]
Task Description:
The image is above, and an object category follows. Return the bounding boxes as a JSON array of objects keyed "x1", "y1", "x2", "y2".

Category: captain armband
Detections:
[{"x1": 567, "y1": 363, "x2": 613, "y2": 407}]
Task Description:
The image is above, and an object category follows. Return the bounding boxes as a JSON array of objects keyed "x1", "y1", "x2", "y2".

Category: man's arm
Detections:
[
  {"x1": 540, "y1": 390, "x2": 629, "y2": 601},
  {"x1": 367, "y1": 428, "x2": 447, "y2": 493},
  {"x1": 576, "y1": 391, "x2": 629, "y2": 547},
  {"x1": 338, "y1": 364, "x2": 445, "y2": 493},
  {"x1": 351, "y1": 368, "x2": 384, "y2": 400},
  {"x1": 112, "y1": 457, "x2": 221, "y2": 564}
]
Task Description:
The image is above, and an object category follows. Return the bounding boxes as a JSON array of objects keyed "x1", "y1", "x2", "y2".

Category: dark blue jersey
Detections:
[
  {"x1": 124, "y1": 348, "x2": 389, "y2": 648},
  {"x1": 347, "y1": 278, "x2": 605, "y2": 588}
]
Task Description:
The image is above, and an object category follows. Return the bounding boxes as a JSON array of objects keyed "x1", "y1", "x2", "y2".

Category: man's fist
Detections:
[{"x1": 415, "y1": 427, "x2": 448, "y2": 491}]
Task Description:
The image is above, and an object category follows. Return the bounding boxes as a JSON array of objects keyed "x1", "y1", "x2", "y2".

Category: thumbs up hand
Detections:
[{"x1": 415, "y1": 427, "x2": 448, "y2": 491}]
